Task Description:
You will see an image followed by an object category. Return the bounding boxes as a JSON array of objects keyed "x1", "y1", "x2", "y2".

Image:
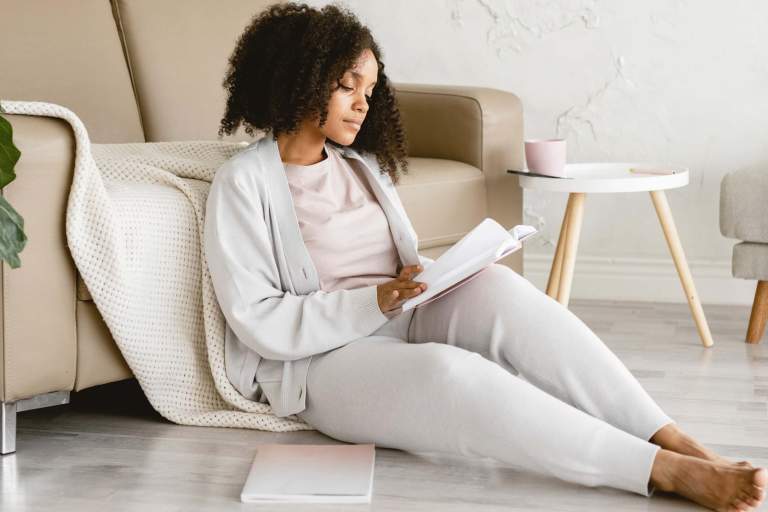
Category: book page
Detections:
[
  {"x1": 413, "y1": 266, "x2": 490, "y2": 308},
  {"x1": 402, "y1": 218, "x2": 536, "y2": 311}
]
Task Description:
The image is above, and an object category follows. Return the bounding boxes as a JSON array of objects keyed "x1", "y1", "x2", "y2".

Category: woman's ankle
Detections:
[
  {"x1": 649, "y1": 448, "x2": 680, "y2": 493},
  {"x1": 649, "y1": 422, "x2": 681, "y2": 447},
  {"x1": 650, "y1": 424, "x2": 729, "y2": 465}
]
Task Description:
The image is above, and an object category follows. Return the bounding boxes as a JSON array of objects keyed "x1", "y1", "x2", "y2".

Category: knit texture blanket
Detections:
[{"x1": 0, "y1": 100, "x2": 314, "y2": 432}]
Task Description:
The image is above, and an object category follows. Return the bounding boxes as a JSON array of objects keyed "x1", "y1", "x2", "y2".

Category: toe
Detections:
[
  {"x1": 740, "y1": 490, "x2": 758, "y2": 508},
  {"x1": 729, "y1": 499, "x2": 748, "y2": 512},
  {"x1": 733, "y1": 497, "x2": 752, "y2": 512},
  {"x1": 752, "y1": 486, "x2": 766, "y2": 505},
  {"x1": 753, "y1": 467, "x2": 768, "y2": 488}
]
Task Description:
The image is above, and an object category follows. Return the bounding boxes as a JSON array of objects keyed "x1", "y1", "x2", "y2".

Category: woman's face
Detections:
[{"x1": 319, "y1": 48, "x2": 378, "y2": 146}]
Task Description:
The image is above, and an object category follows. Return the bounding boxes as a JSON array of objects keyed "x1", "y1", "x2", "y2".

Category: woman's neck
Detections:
[{"x1": 276, "y1": 125, "x2": 327, "y2": 165}]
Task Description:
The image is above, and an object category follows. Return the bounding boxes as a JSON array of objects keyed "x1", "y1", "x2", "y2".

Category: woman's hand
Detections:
[{"x1": 377, "y1": 265, "x2": 427, "y2": 313}]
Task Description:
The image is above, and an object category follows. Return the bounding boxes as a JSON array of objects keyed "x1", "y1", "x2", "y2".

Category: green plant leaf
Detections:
[
  {"x1": 0, "y1": 194, "x2": 27, "y2": 268},
  {"x1": 0, "y1": 112, "x2": 21, "y2": 189},
  {"x1": 0, "y1": 109, "x2": 27, "y2": 267}
]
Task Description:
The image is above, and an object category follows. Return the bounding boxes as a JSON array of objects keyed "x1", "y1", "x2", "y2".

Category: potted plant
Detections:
[{"x1": 0, "y1": 105, "x2": 28, "y2": 268}]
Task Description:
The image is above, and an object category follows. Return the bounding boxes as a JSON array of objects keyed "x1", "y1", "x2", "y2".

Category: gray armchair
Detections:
[{"x1": 720, "y1": 168, "x2": 768, "y2": 343}]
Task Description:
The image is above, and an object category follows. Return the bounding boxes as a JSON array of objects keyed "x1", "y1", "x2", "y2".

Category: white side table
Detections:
[{"x1": 511, "y1": 163, "x2": 714, "y2": 348}]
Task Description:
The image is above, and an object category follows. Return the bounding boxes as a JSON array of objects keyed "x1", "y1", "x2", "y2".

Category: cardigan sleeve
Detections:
[
  {"x1": 418, "y1": 254, "x2": 436, "y2": 268},
  {"x1": 204, "y1": 172, "x2": 390, "y2": 362}
]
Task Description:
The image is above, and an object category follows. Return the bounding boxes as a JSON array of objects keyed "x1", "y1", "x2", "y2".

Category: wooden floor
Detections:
[{"x1": 3, "y1": 300, "x2": 767, "y2": 511}]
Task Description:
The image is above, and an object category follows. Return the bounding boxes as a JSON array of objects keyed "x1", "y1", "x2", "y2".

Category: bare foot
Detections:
[
  {"x1": 650, "y1": 423, "x2": 749, "y2": 468},
  {"x1": 650, "y1": 449, "x2": 767, "y2": 511}
]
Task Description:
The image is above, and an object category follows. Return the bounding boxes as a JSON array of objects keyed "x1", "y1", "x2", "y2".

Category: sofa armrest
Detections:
[
  {"x1": 1, "y1": 114, "x2": 77, "y2": 403},
  {"x1": 394, "y1": 83, "x2": 525, "y2": 272}
]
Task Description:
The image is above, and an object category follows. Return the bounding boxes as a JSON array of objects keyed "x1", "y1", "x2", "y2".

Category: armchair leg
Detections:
[
  {"x1": 747, "y1": 280, "x2": 768, "y2": 344},
  {"x1": 1, "y1": 391, "x2": 70, "y2": 455}
]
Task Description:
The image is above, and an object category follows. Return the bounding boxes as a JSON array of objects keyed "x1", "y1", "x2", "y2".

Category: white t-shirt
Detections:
[{"x1": 284, "y1": 144, "x2": 402, "y2": 293}]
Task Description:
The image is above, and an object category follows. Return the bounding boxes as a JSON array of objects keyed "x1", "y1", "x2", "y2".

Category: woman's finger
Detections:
[
  {"x1": 395, "y1": 280, "x2": 425, "y2": 290},
  {"x1": 392, "y1": 284, "x2": 426, "y2": 300},
  {"x1": 398, "y1": 265, "x2": 422, "y2": 280}
]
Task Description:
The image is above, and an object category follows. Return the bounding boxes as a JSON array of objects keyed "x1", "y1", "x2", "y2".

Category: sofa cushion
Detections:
[
  {"x1": 720, "y1": 168, "x2": 768, "y2": 243},
  {"x1": 398, "y1": 157, "x2": 487, "y2": 248},
  {"x1": 113, "y1": 0, "x2": 277, "y2": 142},
  {"x1": 0, "y1": 0, "x2": 144, "y2": 143}
]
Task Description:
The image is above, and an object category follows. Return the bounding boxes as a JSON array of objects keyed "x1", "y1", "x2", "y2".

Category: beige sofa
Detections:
[{"x1": 0, "y1": 0, "x2": 524, "y2": 454}]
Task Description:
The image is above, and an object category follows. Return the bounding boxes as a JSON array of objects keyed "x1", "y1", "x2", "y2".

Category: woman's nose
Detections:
[{"x1": 354, "y1": 94, "x2": 369, "y2": 113}]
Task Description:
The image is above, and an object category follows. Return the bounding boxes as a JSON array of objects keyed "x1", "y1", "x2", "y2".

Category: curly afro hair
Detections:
[{"x1": 219, "y1": 2, "x2": 409, "y2": 183}]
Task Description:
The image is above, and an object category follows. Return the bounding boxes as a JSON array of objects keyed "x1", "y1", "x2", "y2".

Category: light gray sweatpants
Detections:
[{"x1": 295, "y1": 264, "x2": 674, "y2": 497}]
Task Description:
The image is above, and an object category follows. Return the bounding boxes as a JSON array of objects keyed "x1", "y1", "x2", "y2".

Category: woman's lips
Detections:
[{"x1": 344, "y1": 120, "x2": 362, "y2": 130}]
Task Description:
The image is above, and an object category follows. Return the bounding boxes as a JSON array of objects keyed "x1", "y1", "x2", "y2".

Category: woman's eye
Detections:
[{"x1": 338, "y1": 81, "x2": 372, "y2": 100}]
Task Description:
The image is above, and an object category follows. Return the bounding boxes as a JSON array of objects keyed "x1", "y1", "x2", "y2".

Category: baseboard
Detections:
[{"x1": 522, "y1": 253, "x2": 757, "y2": 306}]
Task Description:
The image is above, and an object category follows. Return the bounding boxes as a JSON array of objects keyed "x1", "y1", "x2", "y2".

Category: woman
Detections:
[{"x1": 205, "y1": 3, "x2": 766, "y2": 510}]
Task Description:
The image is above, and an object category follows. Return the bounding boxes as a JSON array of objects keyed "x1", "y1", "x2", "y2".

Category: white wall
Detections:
[{"x1": 309, "y1": 0, "x2": 767, "y2": 305}]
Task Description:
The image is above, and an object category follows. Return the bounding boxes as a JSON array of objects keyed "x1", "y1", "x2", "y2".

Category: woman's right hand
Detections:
[{"x1": 377, "y1": 264, "x2": 428, "y2": 313}]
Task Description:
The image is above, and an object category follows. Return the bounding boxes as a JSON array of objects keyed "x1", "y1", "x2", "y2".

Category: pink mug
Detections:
[{"x1": 524, "y1": 139, "x2": 567, "y2": 177}]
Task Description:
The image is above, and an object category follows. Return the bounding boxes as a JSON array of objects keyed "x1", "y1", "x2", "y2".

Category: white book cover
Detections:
[
  {"x1": 402, "y1": 218, "x2": 537, "y2": 311},
  {"x1": 240, "y1": 443, "x2": 376, "y2": 504}
]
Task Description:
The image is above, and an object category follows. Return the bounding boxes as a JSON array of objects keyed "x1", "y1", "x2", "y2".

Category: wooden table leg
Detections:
[
  {"x1": 746, "y1": 280, "x2": 768, "y2": 344},
  {"x1": 546, "y1": 195, "x2": 572, "y2": 298},
  {"x1": 556, "y1": 192, "x2": 586, "y2": 307},
  {"x1": 649, "y1": 190, "x2": 714, "y2": 348}
]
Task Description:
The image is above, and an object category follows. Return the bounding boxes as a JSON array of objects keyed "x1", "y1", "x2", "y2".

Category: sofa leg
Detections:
[
  {"x1": 1, "y1": 391, "x2": 71, "y2": 455},
  {"x1": 1, "y1": 401, "x2": 17, "y2": 455},
  {"x1": 747, "y1": 280, "x2": 768, "y2": 344}
]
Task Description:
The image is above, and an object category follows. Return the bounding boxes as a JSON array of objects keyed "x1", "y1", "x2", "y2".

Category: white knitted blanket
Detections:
[{"x1": 0, "y1": 100, "x2": 314, "y2": 432}]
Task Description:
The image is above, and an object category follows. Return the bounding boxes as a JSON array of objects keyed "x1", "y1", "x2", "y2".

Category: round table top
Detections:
[{"x1": 511, "y1": 162, "x2": 689, "y2": 193}]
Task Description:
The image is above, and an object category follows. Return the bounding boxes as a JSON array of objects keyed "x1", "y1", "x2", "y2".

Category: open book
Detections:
[{"x1": 401, "y1": 218, "x2": 537, "y2": 311}]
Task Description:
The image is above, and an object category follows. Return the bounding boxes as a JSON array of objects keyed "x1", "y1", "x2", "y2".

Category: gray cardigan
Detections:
[{"x1": 204, "y1": 133, "x2": 434, "y2": 417}]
